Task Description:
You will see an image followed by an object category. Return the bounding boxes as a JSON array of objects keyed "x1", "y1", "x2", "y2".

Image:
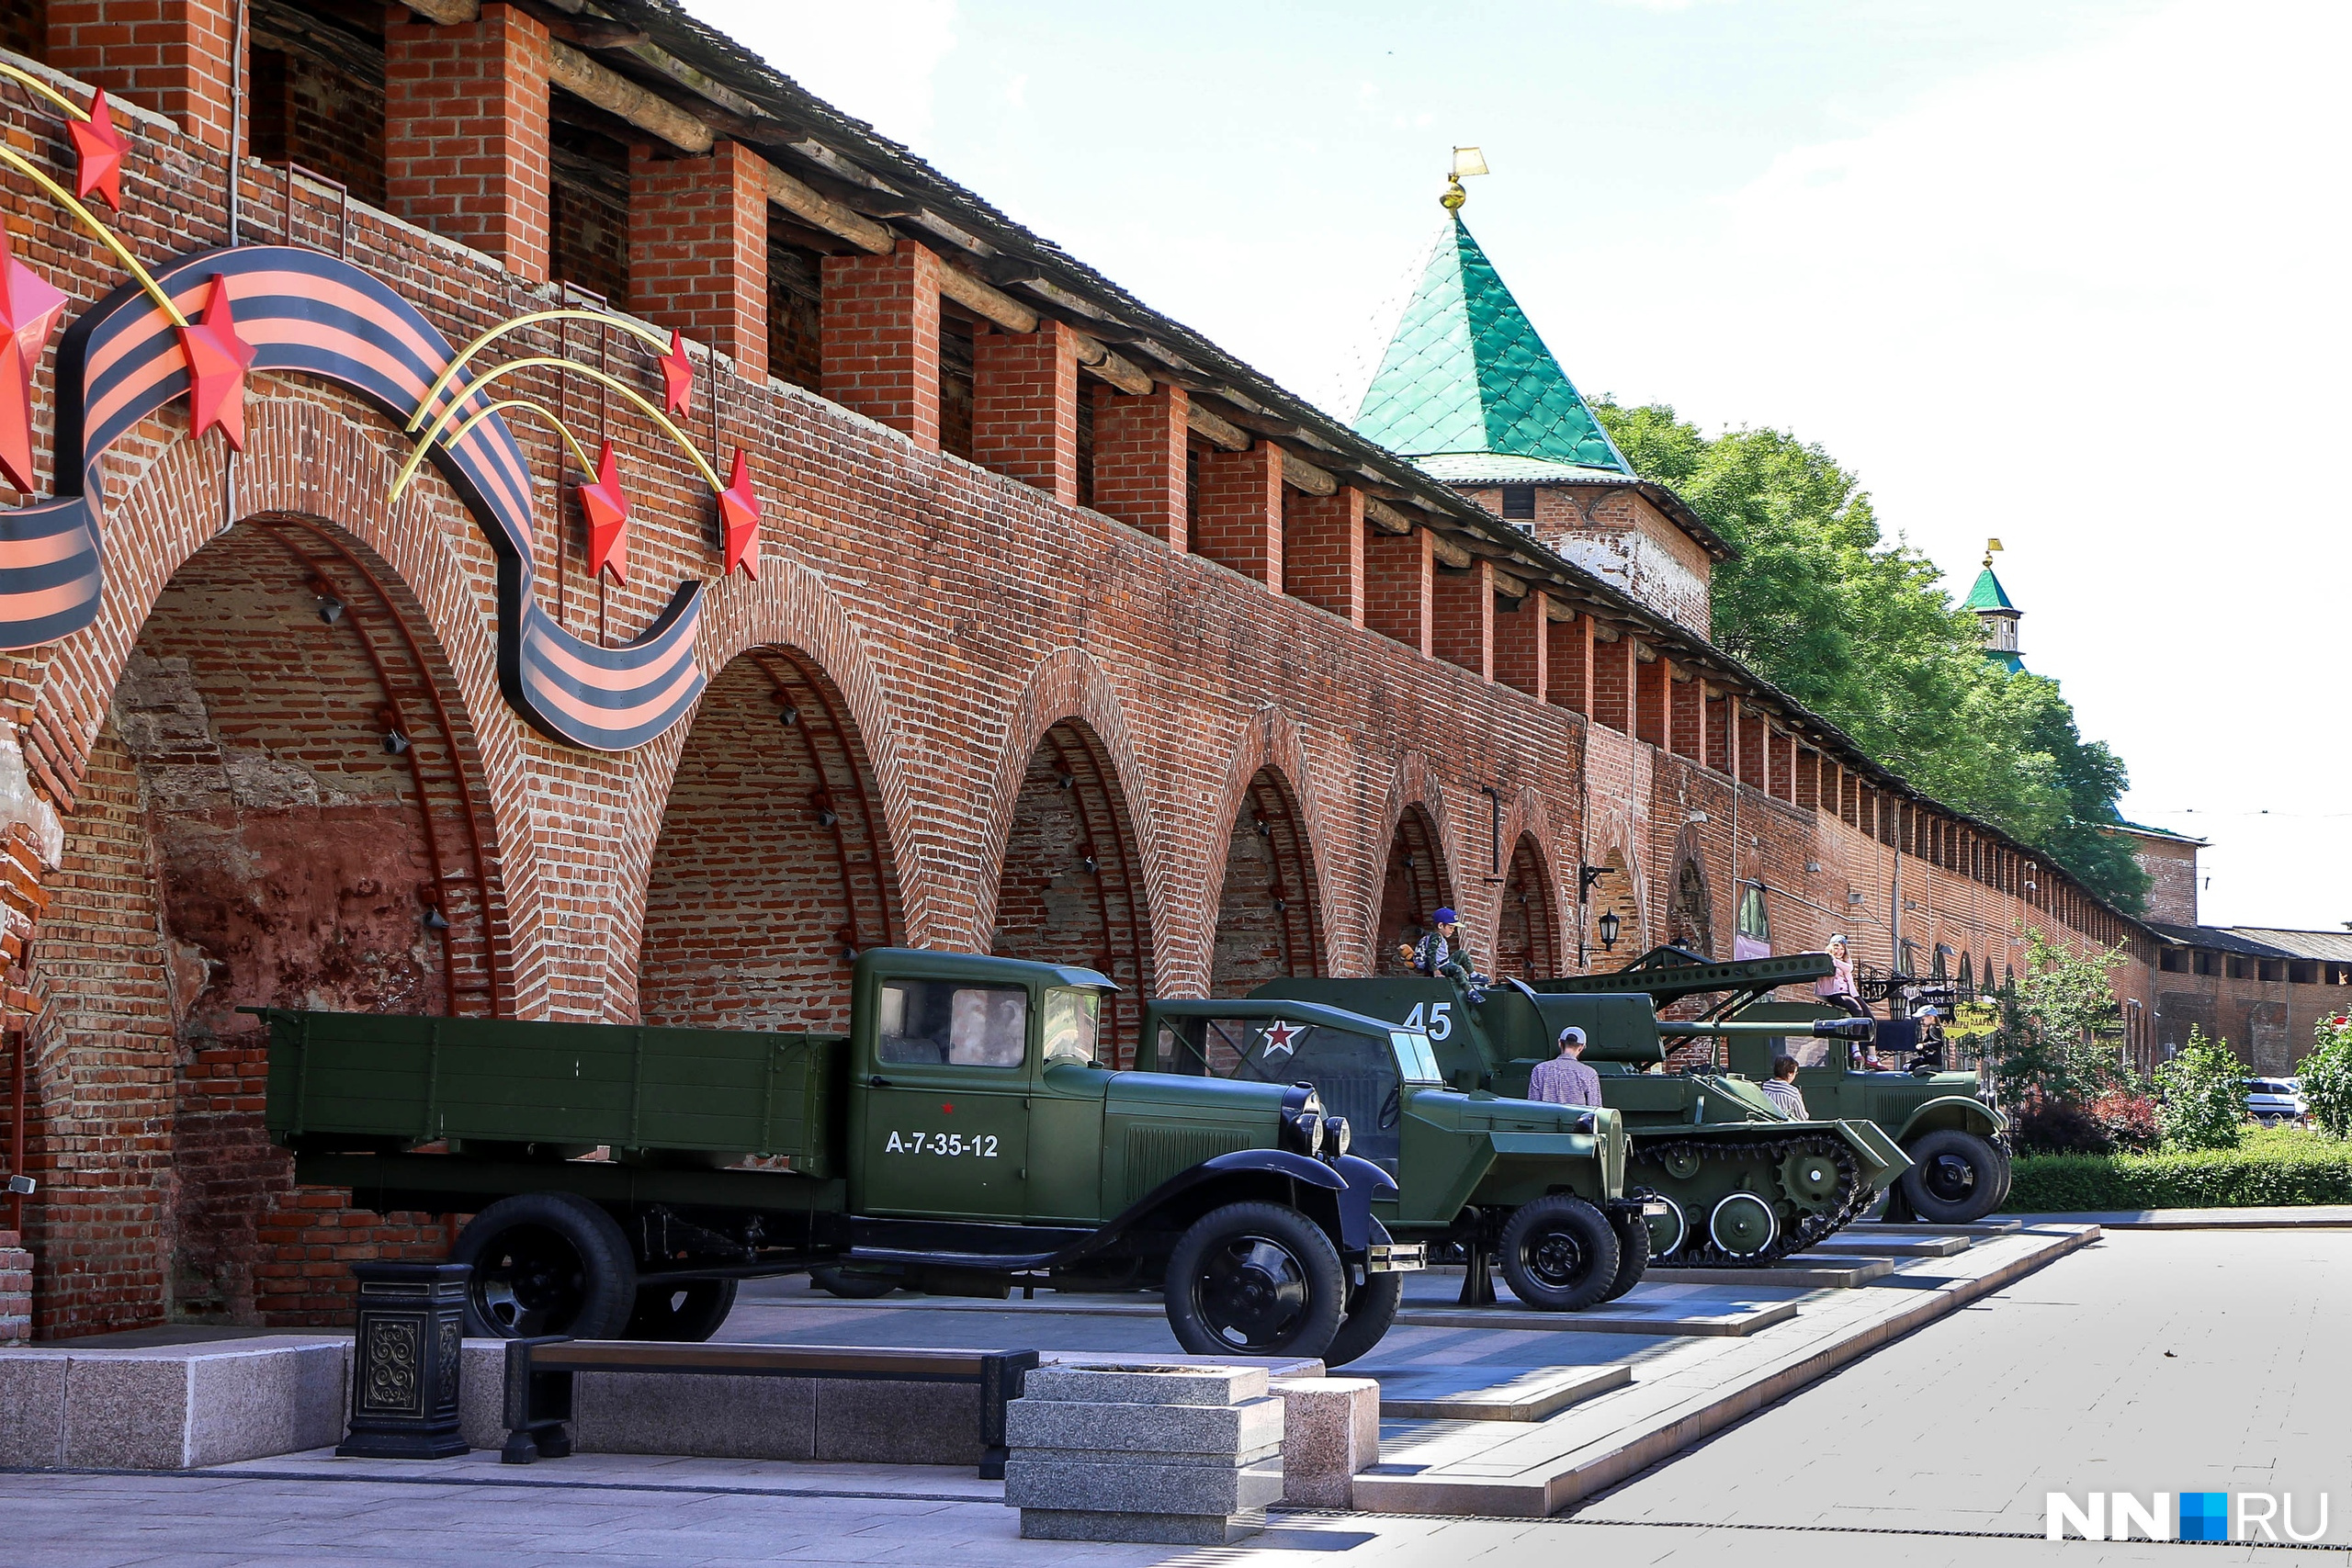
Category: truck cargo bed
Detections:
[{"x1": 261, "y1": 1010, "x2": 846, "y2": 1176}]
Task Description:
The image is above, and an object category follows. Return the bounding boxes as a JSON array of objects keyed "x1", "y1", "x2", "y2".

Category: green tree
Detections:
[
  {"x1": 1593, "y1": 400, "x2": 2150, "y2": 911},
  {"x1": 1988, "y1": 930, "x2": 2132, "y2": 1111},
  {"x1": 2298, "y1": 1012, "x2": 2352, "y2": 1140},
  {"x1": 2153, "y1": 1029, "x2": 2248, "y2": 1152}
]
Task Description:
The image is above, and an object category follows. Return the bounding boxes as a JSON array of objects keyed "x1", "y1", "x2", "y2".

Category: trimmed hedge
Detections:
[{"x1": 2007, "y1": 1128, "x2": 2352, "y2": 1212}]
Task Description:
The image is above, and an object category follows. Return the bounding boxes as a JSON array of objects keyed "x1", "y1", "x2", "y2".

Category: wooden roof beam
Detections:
[{"x1": 549, "y1": 41, "x2": 714, "y2": 152}]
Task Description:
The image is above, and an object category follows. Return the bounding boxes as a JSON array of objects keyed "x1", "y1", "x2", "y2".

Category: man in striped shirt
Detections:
[{"x1": 1528, "y1": 1027, "x2": 1602, "y2": 1108}]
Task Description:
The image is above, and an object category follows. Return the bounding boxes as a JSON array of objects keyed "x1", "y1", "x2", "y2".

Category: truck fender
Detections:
[
  {"x1": 1201, "y1": 1147, "x2": 1346, "y2": 1191},
  {"x1": 1085, "y1": 1148, "x2": 1350, "y2": 1258},
  {"x1": 1330, "y1": 1154, "x2": 1398, "y2": 1252},
  {"x1": 1895, "y1": 1096, "x2": 2008, "y2": 1143}
]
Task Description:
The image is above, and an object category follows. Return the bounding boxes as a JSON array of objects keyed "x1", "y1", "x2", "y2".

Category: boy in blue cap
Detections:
[{"x1": 1400, "y1": 908, "x2": 1468, "y2": 977}]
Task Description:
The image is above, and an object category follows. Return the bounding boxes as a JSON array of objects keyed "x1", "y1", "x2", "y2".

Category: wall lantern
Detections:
[{"x1": 1597, "y1": 908, "x2": 1622, "y2": 951}]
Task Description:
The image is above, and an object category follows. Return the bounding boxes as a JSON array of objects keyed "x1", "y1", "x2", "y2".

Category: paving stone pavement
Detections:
[{"x1": 5, "y1": 1232, "x2": 2346, "y2": 1563}]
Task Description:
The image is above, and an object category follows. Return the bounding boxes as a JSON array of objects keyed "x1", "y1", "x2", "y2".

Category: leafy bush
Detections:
[
  {"x1": 2153, "y1": 1030, "x2": 2248, "y2": 1152},
  {"x1": 2007, "y1": 1126, "x2": 2352, "y2": 1212},
  {"x1": 2089, "y1": 1089, "x2": 2162, "y2": 1153},
  {"x1": 2299, "y1": 1013, "x2": 2352, "y2": 1140},
  {"x1": 2010, "y1": 1094, "x2": 2112, "y2": 1155}
]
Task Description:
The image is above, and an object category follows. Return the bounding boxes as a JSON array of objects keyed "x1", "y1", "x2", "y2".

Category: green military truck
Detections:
[
  {"x1": 1141, "y1": 996, "x2": 1648, "y2": 1316},
  {"x1": 1254, "y1": 969, "x2": 1907, "y2": 1267},
  {"x1": 261, "y1": 949, "x2": 1424, "y2": 1365},
  {"x1": 1534, "y1": 947, "x2": 2011, "y2": 1224}
]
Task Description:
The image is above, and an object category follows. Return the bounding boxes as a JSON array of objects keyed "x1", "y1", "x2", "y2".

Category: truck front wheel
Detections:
[
  {"x1": 1898, "y1": 1131, "x2": 2007, "y2": 1224},
  {"x1": 1164, "y1": 1201, "x2": 1346, "y2": 1359},
  {"x1": 1318, "y1": 1221, "x2": 1406, "y2": 1370},
  {"x1": 450, "y1": 1192, "x2": 638, "y2": 1339},
  {"x1": 1497, "y1": 1196, "x2": 1620, "y2": 1312}
]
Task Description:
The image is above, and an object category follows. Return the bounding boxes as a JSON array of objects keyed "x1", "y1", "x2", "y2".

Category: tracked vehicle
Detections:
[
  {"x1": 1538, "y1": 947, "x2": 2012, "y2": 1224},
  {"x1": 1258, "y1": 967, "x2": 1905, "y2": 1267}
]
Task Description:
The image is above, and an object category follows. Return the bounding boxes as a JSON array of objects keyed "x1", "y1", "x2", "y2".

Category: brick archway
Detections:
[
  {"x1": 1206, "y1": 766, "x2": 1328, "y2": 995},
  {"x1": 1494, "y1": 833, "x2": 1562, "y2": 980},
  {"x1": 989, "y1": 717, "x2": 1155, "y2": 1065},
  {"x1": 23, "y1": 512, "x2": 502, "y2": 1337},
  {"x1": 638, "y1": 647, "x2": 906, "y2": 1033},
  {"x1": 1377, "y1": 804, "x2": 1457, "y2": 976}
]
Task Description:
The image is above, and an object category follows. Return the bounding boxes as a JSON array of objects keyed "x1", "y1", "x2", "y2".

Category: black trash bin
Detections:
[{"x1": 338, "y1": 1260, "x2": 471, "y2": 1460}]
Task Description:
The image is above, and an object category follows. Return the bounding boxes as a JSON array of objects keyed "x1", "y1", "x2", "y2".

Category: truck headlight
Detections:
[
  {"x1": 1323, "y1": 1115, "x2": 1351, "y2": 1157},
  {"x1": 1279, "y1": 1083, "x2": 1325, "y2": 1157}
]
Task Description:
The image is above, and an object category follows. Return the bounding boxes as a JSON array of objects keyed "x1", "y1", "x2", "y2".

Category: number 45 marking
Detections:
[{"x1": 1404, "y1": 1001, "x2": 1453, "y2": 1041}]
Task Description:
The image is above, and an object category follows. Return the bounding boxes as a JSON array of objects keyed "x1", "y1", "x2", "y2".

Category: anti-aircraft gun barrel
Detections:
[{"x1": 1656, "y1": 1018, "x2": 1876, "y2": 1041}]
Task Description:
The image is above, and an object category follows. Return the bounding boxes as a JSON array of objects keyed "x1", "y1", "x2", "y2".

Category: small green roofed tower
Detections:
[
  {"x1": 1966, "y1": 538, "x2": 2024, "y2": 673},
  {"x1": 1352, "y1": 152, "x2": 1631, "y2": 483}
]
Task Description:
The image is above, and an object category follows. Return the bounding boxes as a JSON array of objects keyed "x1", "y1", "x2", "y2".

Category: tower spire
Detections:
[
  {"x1": 1441, "y1": 146, "x2": 1487, "y2": 211},
  {"x1": 1964, "y1": 539, "x2": 2023, "y2": 672}
]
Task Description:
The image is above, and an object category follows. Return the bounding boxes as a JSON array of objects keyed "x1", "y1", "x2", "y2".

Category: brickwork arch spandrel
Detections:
[
  {"x1": 1186, "y1": 705, "x2": 1339, "y2": 995},
  {"x1": 16, "y1": 393, "x2": 560, "y2": 1011},
  {"x1": 972, "y1": 648, "x2": 1171, "y2": 978}
]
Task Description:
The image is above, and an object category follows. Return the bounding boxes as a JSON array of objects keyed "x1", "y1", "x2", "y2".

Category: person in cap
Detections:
[
  {"x1": 1528, "y1": 1026, "x2": 1602, "y2": 1108},
  {"x1": 1912, "y1": 1004, "x2": 1947, "y2": 1070},
  {"x1": 1400, "y1": 908, "x2": 1473, "y2": 980}
]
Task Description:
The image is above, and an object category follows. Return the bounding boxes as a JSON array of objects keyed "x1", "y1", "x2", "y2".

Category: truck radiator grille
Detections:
[{"x1": 1121, "y1": 1124, "x2": 1250, "y2": 1205}]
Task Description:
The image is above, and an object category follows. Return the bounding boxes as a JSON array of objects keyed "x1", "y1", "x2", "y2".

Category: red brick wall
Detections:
[
  {"x1": 0, "y1": 47, "x2": 2161, "y2": 1337},
  {"x1": 50, "y1": 0, "x2": 237, "y2": 152},
  {"x1": 1634, "y1": 650, "x2": 1668, "y2": 748},
  {"x1": 821, "y1": 242, "x2": 942, "y2": 447},
  {"x1": 1590, "y1": 635, "x2": 1631, "y2": 733},
  {"x1": 973, "y1": 322, "x2": 1080, "y2": 506},
  {"x1": 385, "y1": 5, "x2": 550, "y2": 282},
  {"x1": 1193, "y1": 446, "x2": 1283, "y2": 590},
  {"x1": 1493, "y1": 591, "x2": 1545, "y2": 699},
  {"x1": 1091, "y1": 385, "x2": 1187, "y2": 545},
  {"x1": 1431, "y1": 560, "x2": 1492, "y2": 681},
  {"x1": 630, "y1": 141, "x2": 770, "y2": 381},
  {"x1": 1207, "y1": 769, "x2": 1324, "y2": 993},
  {"x1": 1283, "y1": 489, "x2": 1363, "y2": 623}
]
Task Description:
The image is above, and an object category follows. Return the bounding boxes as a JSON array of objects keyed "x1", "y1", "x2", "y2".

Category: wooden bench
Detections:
[{"x1": 500, "y1": 1339, "x2": 1039, "y2": 1477}]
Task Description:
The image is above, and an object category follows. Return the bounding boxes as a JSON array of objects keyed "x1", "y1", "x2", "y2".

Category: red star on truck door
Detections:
[
  {"x1": 577, "y1": 439, "x2": 630, "y2": 584},
  {"x1": 718, "y1": 446, "x2": 761, "y2": 578},
  {"x1": 658, "y1": 328, "x2": 694, "y2": 416},
  {"x1": 1261, "y1": 1020, "x2": 1305, "y2": 1063},
  {"x1": 177, "y1": 275, "x2": 255, "y2": 450},
  {"x1": 69, "y1": 89, "x2": 126, "y2": 210},
  {"x1": 0, "y1": 222, "x2": 67, "y2": 492}
]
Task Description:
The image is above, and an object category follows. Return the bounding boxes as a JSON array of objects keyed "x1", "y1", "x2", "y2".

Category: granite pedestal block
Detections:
[
  {"x1": 0, "y1": 1337, "x2": 349, "y2": 1469},
  {"x1": 1004, "y1": 1362, "x2": 1283, "y2": 1544},
  {"x1": 1272, "y1": 1377, "x2": 1380, "y2": 1506}
]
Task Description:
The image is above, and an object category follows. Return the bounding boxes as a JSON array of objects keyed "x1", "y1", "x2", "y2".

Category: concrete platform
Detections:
[
  {"x1": 0, "y1": 1334, "x2": 349, "y2": 1469},
  {"x1": 1855, "y1": 1219, "x2": 2024, "y2": 1235},
  {"x1": 1645, "y1": 1257, "x2": 1895, "y2": 1289},
  {"x1": 1364, "y1": 1362, "x2": 1630, "y2": 1422},
  {"x1": 1801, "y1": 1232, "x2": 1975, "y2": 1258},
  {"x1": 1351, "y1": 1221, "x2": 2100, "y2": 1517},
  {"x1": 2018, "y1": 1204, "x2": 2352, "y2": 1229}
]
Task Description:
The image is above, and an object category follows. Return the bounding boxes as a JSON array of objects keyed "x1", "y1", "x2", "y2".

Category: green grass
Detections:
[{"x1": 2006, "y1": 1124, "x2": 2352, "y2": 1213}]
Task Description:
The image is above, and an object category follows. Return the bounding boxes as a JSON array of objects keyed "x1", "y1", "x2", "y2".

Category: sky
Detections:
[{"x1": 686, "y1": 0, "x2": 2351, "y2": 931}]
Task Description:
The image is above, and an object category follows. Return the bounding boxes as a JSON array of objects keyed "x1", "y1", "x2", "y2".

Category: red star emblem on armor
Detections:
[
  {"x1": 0, "y1": 223, "x2": 68, "y2": 493},
  {"x1": 177, "y1": 275, "x2": 256, "y2": 451},
  {"x1": 70, "y1": 89, "x2": 126, "y2": 211},
  {"x1": 1261, "y1": 1020, "x2": 1303, "y2": 1060},
  {"x1": 718, "y1": 446, "x2": 760, "y2": 579},
  {"x1": 577, "y1": 439, "x2": 630, "y2": 584},
  {"x1": 659, "y1": 328, "x2": 693, "y2": 417}
]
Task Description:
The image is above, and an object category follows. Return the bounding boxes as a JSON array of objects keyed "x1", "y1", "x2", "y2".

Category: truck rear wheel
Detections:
[
  {"x1": 1898, "y1": 1130, "x2": 2007, "y2": 1224},
  {"x1": 450, "y1": 1192, "x2": 638, "y2": 1339},
  {"x1": 1165, "y1": 1201, "x2": 1346, "y2": 1359},
  {"x1": 1600, "y1": 1209, "x2": 1651, "y2": 1303},
  {"x1": 1497, "y1": 1196, "x2": 1619, "y2": 1312},
  {"x1": 1319, "y1": 1221, "x2": 1405, "y2": 1369},
  {"x1": 622, "y1": 1279, "x2": 739, "y2": 1342}
]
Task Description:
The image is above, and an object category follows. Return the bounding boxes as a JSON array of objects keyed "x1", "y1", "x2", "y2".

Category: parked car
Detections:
[{"x1": 2245, "y1": 1077, "x2": 2308, "y2": 1127}]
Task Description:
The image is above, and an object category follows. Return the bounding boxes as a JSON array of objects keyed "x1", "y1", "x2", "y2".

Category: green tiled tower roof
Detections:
[
  {"x1": 1962, "y1": 567, "x2": 2016, "y2": 612},
  {"x1": 1352, "y1": 217, "x2": 1631, "y2": 479}
]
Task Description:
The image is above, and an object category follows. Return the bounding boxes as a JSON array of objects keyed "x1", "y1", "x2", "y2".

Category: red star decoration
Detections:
[
  {"x1": 176, "y1": 274, "x2": 255, "y2": 451},
  {"x1": 718, "y1": 446, "x2": 761, "y2": 579},
  {"x1": 577, "y1": 439, "x2": 630, "y2": 584},
  {"x1": 69, "y1": 89, "x2": 126, "y2": 211},
  {"x1": 659, "y1": 328, "x2": 694, "y2": 417},
  {"x1": 1261, "y1": 1020, "x2": 1304, "y2": 1059},
  {"x1": 0, "y1": 223, "x2": 68, "y2": 493}
]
